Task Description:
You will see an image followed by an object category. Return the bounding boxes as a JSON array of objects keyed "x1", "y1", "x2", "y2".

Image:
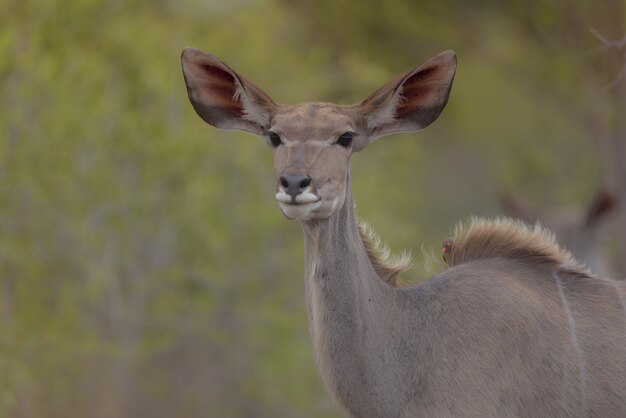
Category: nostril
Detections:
[
  {"x1": 281, "y1": 174, "x2": 311, "y2": 197},
  {"x1": 299, "y1": 177, "x2": 311, "y2": 189}
]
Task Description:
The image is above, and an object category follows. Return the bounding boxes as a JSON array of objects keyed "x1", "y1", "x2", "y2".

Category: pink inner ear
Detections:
[
  {"x1": 396, "y1": 84, "x2": 437, "y2": 118},
  {"x1": 395, "y1": 66, "x2": 447, "y2": 118},
  {"x1": 407, "y1": 66, "x2": 439, "y2": 83},
  {"x1": 194, "y1": 63, "x2": 244, "y2": 117}
]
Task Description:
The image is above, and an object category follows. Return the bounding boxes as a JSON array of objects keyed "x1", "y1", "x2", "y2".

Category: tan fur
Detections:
[
  {"x1": 232, "y1": 83, "x2": 271, "y2": 127},
  {"x1": 357, "y1": 220, "x2": 412, "y2": 287},
  {"x1": 445, "y1": 217, "x2": 592, "y2": 277}
]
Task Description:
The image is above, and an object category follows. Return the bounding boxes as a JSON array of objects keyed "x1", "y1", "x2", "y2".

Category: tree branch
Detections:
[{"x1": 586, "y1": 27, "x2": 626, "y2": 91}]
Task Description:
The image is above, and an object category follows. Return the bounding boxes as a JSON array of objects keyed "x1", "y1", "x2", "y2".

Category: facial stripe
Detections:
[{"x1": 280, "y1": 138, "x2": 334, "y2": 148}]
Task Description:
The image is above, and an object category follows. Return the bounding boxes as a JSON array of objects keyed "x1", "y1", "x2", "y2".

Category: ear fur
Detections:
[
  {"x1": 181, "y1": 47, "x2": 276, "y2": 135},
  {"x1": 359, "y1": 50, "x2": 457, "y2": 139}
]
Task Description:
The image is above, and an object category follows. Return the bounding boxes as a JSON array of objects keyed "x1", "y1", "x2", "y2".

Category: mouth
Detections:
[{"x1": 275, "y1": 191, "x2": 322, "y2": 220}]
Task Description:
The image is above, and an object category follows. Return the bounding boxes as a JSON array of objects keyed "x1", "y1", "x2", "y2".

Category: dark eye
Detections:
[
  {"x1": 269, "y1": 132, "x2": 282, "y2": 147},
  {"x1": 336, "y1": 132, "x2": 354, "y2": 148}
]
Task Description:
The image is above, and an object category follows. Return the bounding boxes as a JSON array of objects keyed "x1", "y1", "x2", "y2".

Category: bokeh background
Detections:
[{"x1": 1, "y1": 0, "x2": 625, "y2": 417}]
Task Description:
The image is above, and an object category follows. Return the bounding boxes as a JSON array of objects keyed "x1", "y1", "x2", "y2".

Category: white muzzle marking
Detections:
[
  {"x1": 275, "y1": 191, "x2": 292, "y2": 203},
  {"x1": 275, "y1": 188, "x2": 319, "y2": 204},
  {"x1": 275, "y1": 188, "x2": 322, "y2": 220},
  {"x1": 296, "y1": 191, "x2": 319, "y2": 203}
]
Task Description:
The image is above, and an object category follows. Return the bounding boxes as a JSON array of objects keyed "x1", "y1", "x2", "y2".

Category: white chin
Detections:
[{"x1": 278, "y1": 201, "x2": 322, "y2": 220}]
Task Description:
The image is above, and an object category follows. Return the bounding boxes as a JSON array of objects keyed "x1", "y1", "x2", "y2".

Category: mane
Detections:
[
  {"x1": 358, "y1": 220, "x2": 412, "y2": 287},
  {"x1": 444, "y1": 217, "x2": 591, "y2": 277}
]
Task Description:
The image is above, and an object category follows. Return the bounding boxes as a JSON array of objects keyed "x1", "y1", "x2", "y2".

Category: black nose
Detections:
[{"x1": 280, "y1": 174, "x2": 311, "y2": 200}]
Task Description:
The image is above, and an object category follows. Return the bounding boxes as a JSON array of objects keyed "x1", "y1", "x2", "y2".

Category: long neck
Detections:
[{"x1": 300, "y1": 178, "x2": 409, "y2": 415}]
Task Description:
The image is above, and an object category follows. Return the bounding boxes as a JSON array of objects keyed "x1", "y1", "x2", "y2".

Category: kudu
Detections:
[{"x1": 181, "y1": 47, "x2": 626, "y2": 417}]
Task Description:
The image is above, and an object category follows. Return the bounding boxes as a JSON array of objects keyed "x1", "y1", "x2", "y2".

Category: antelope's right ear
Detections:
[{"x1": 181, "y1": 47, "x2": 276, "y2": 135}]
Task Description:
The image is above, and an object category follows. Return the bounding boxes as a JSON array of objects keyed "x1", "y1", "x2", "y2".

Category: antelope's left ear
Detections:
[
  {"x1": 358, "y1": 50, "x2": 456, "y2": 140},
  {"x1": 181, "y1": 47, "x2": 276, "y2": 135}
]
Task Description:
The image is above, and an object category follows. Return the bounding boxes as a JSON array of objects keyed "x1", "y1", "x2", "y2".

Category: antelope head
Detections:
[{"x1": 181, "y1": 47, "x2": 456, "y2": 221}]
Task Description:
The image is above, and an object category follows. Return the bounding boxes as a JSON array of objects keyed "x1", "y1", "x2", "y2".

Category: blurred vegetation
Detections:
[{"x1": 0, "y1": 0, "x2": 624, "y2": 417}]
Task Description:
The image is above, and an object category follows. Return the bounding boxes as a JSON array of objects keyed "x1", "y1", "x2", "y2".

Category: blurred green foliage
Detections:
[{"x1": 0, "y1": 0, "x2": 624, "y2": 417}]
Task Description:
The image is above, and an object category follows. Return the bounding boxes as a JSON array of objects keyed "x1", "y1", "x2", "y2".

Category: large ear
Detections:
[
  {"x1": 359, "y1": 50, "x2": 456, "y2": 139},
  {"x1": 181, "y1": 47, "x2": 276, "y2": 135}
]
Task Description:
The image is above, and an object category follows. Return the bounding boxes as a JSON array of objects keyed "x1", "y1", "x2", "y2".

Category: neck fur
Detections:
[{"x1": 299, "y1": 178, "x2": 400, "y2": 414}]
